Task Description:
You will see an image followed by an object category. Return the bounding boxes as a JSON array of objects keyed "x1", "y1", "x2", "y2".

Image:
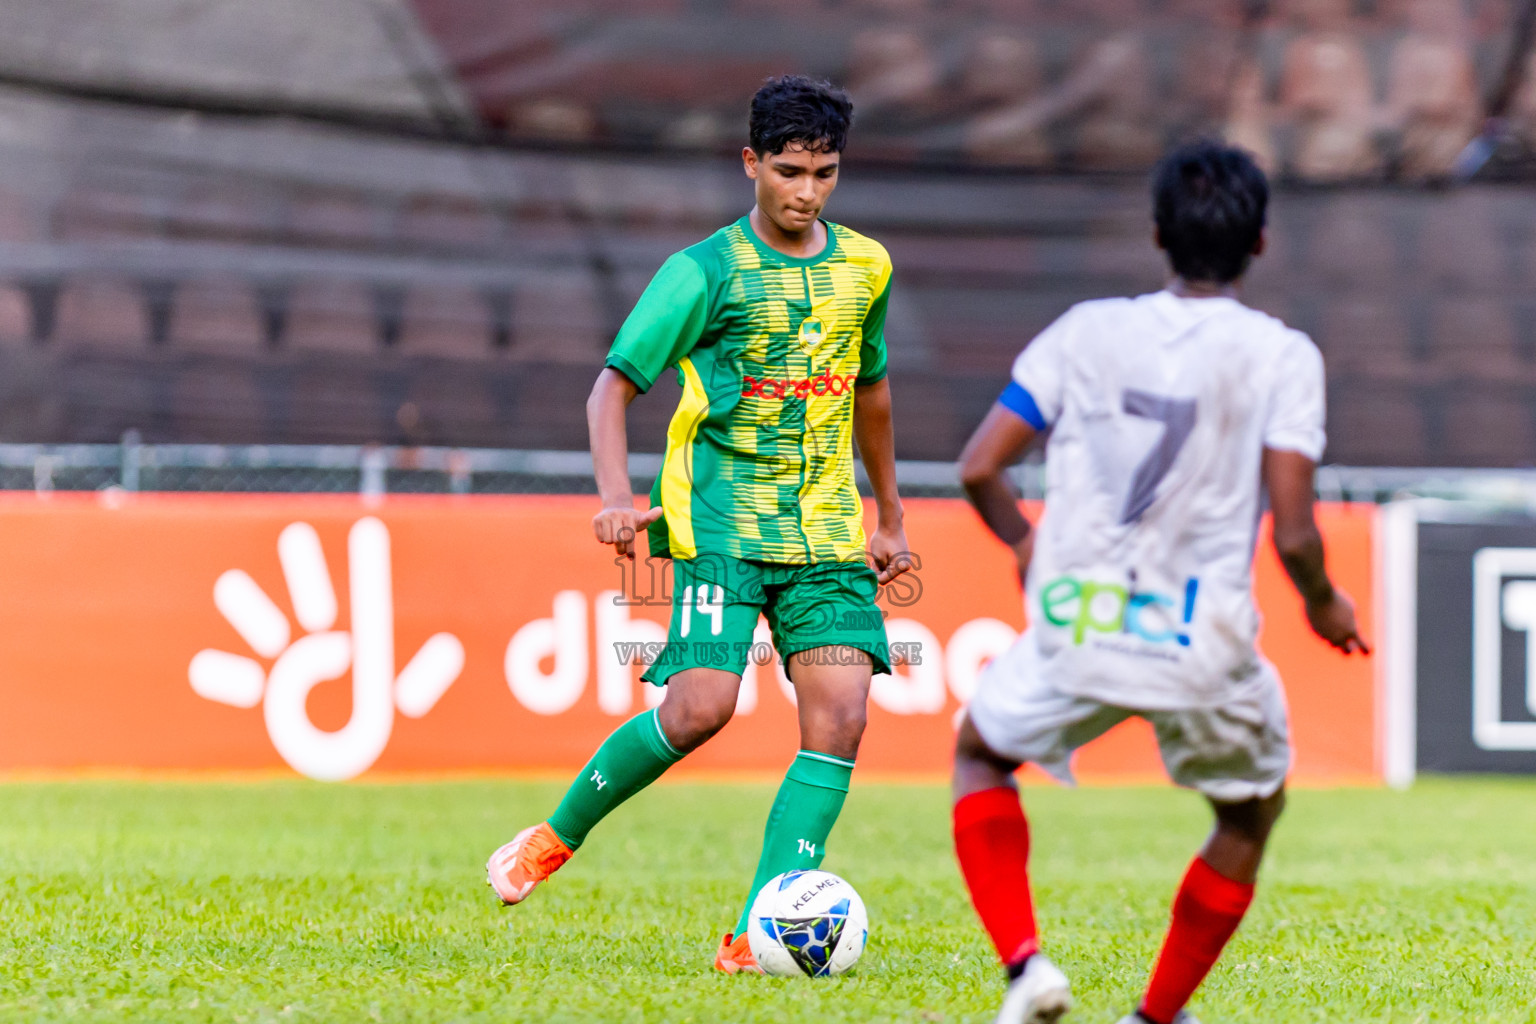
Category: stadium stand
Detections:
[
  {"x1": 1328, "y1": 386, "x2": 1431, "y2": 465},
  {"x1": 285, "y1": 280, "x2": 382, "y2": 356},
  {"x1": 0, "y1": 287, "x2": 30, "y2": 346},
  {"x1": 1318, "y1": 298, "x2": 1418, "y2": 382},
  {"x1": 1442, "y1": 387, "x2": 1532, "y2": 463},
  {"x1": 168, "y1": 279, "x2": 268, "y2": 353},
  {"x1": 1, "y1": 0, "x2": 1535, "y2": 466},
  {"x1": 1383, "y1": 0, "x2": 1481, "y2": 180}
]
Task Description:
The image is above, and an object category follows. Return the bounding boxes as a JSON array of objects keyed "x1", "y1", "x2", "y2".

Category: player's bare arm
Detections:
[
  {"x1": 1263, "y1": 446, "x2": 1370, "y2": 655},
  {"x1": 958, "y1": 402, "x2": 1039, "y2": 584},
  {"x1": 586, "y1": 367, "x2": 662, "y2": 559},
  {"x1": 852, "y1": 377, "x2": 912, "y2": 584}
]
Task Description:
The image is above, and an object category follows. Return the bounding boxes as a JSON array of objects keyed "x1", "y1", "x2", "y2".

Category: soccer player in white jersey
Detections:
[{"x1": 949, "y1": 140, "x2": 1369, "y2": 1024}]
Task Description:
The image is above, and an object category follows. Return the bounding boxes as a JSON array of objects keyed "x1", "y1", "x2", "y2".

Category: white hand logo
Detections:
[{"x1": 188, "y1": 517, "x2": 464, "y2": 780}]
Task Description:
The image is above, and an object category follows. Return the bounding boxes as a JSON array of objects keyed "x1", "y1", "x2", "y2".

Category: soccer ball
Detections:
[{"x1": 746, "y1": 869, "x2": 868, "y2": 977}]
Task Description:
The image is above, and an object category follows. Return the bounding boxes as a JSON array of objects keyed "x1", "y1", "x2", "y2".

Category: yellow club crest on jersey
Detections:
[{"x1": 797, "y1": 316, "x2": 826, "y2": 352}]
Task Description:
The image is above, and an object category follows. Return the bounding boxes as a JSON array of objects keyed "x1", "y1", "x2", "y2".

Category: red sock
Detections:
[
  {"x1": 952, "y1": 787, "x2": 1039, "y2": 967},
  {"x1": 1140, "y1": 856, "x2": 1255, "y2": 1024}
]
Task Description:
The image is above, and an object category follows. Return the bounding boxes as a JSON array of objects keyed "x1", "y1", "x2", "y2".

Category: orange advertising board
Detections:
[{"x1": 0, "y1": 493, "x2": 1377, "y2": 782}]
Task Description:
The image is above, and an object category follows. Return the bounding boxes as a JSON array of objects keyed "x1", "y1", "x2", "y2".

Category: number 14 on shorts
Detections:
[{"x1": 680, "y1": 584, "x2": 724, "y2": 637}]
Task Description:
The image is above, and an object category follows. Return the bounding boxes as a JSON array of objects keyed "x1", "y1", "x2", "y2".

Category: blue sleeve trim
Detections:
[{"x1": 998, "y1": 381, "x2": 1047, "y2": 430}]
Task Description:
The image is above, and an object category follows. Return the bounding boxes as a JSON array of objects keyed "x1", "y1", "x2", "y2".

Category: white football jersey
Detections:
[{"x1": 1003, "y1": 290, "x2": 1325, "y2": 709}]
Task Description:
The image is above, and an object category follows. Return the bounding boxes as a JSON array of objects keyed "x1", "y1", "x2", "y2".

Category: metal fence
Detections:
[
  {"x1": 5, "y1": 435, "x2": 1536, "y2": 507},
  {"x1": 0, "y1": 436, "x2": 1000, "y2": 499}
]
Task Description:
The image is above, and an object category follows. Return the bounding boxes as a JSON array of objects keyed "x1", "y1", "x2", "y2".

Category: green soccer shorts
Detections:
[{"x1": 639, "y1": 553, "x2": 893, "y2": 686}]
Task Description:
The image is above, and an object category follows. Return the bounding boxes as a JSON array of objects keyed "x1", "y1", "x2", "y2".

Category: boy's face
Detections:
[{"x1": 743, "y1": 142, "x2": 840, "y2": 235}]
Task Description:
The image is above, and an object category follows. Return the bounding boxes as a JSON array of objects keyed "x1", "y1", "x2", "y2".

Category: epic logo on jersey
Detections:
[{"x1": 1041, "y1": 575, "x2": 1200, "y2": 647}]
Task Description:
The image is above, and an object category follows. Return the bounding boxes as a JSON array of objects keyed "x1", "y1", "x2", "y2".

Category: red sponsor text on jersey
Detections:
[{"x1": 741, "y1": 370, "x2": 860, "y2": 400}]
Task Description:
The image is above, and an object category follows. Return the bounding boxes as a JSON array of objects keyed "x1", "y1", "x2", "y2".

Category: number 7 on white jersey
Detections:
[{"x1": 1119, "y1": 388, "x2": 1197, "y2": 525}]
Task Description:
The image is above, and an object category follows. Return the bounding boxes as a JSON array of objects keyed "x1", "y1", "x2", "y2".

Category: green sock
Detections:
[
  {"x1": 732, "y1": 750, "x2": 855, "y2": 937},
  {"x1": 546, "y1": 709, "x2": 684, "y2": 850}
]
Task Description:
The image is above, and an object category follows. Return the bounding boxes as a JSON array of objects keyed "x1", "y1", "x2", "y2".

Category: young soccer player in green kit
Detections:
[{"x1": 486, "y1": 75, "x2": 912, "y2": 973}]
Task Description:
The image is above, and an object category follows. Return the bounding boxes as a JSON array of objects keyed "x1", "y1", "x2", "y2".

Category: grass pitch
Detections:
[{"x1": 2, "y1": 777, "x2": 1534, "y2": 1023}]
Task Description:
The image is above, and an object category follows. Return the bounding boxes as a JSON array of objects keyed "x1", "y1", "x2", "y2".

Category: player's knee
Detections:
[
  {"x1": 1218, "y1": 819, "x2": 1270, "y2": 851},
  {"x1": 951, "y1": 714, "x2": 1021, "y2": 799},
  {"x1": 1213, "y1": 790, "x2": 1285, "y2": 846},
  {"x1": 953, "y1": 714, "x2": 992, "y2": 763},
  {"x1": 1249, "y1": 788, "x2": 1286, "y2": 834},
  {"x1": 830, "y1": 693, "x2": 869, "y2": 744},
  {"x1": 662, "y1": 691, "x2": 736, "y2": 752},
  {"x1": 691, "y1": 699, "x2": 737, "y2": 745},
  {"x1": 802, "y1": 695, "x2": 867, "y2": 758}
]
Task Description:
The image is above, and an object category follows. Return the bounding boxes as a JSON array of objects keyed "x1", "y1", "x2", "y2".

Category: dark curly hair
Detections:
[
  {"x1": 1152, "y1": 140, "x2": 1269, "y2": 284},
  {"x1": 748, "y1": 75, "x2": 854, "y2": 156}
]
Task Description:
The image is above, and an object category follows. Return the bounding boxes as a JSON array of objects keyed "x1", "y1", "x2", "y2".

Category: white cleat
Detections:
[
  {"x1": 994, "y1": 954, "x2": 1072, "y2": 1024},
  {"x1": 1117, "y1": 1013, "x2": 1201, "y2": 1024}
]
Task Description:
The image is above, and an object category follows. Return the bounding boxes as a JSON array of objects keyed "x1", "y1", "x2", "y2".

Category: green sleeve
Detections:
[
  {"x1": 856, "y1": 277, "x2": 891, "y2": 386},
  {"x1": 605, "y1": 253, "x2": 710, "y2": 393}
]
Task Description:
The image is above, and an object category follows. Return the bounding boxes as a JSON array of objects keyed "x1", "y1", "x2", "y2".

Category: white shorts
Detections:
[{"x1": 968, "y1": 639, "x2": 1291, "y2": 803}]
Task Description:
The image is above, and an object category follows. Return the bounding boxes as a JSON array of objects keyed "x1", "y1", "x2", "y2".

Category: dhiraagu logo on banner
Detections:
[
  {"x1": 188, "y1": 518, "x2": 466, "y2": 780},
  {"x1": 1040, "y1": 574, "x2": 1200, "y2": 647}
]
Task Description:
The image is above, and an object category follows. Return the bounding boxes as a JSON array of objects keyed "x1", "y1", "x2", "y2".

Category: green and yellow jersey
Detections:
[{"x1": 605, "y1": 215, "x2": 892, "y2": 565}]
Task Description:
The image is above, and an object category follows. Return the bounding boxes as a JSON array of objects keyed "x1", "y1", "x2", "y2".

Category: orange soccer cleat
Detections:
[
  {"x1": 714, "y1": 931, "x2": 764, "y2": 975},
  {"x1": 486, "y1": 823, "x2": 573, "y2": 906}
]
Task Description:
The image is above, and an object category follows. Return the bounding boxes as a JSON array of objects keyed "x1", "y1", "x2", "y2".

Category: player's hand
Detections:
[
  {"x1": 1305, "y1": 588, "x2": 1371, "y2": 655},
  {"x1": 868, "y1": 523, "x2": 915, "y2": 585},
  {"x1": 1011, "y1": 530, "x2": 1035, "y2": 588},
  {"x1": 592, "y1": 504, "x2": 663, "y2": 560}
]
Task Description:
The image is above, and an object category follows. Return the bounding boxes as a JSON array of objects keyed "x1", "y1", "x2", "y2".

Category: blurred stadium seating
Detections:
[{"x1": 1, "y1": 0, "x2": 1535, "y2": 465}]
